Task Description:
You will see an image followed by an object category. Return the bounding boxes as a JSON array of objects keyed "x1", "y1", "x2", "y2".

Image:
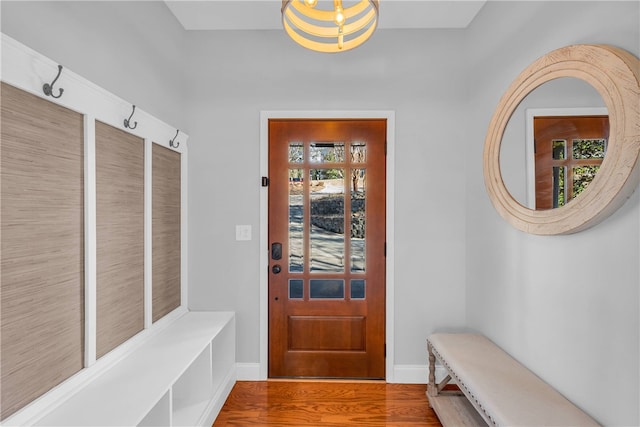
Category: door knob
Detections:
[{"x1": 272, "y1": 264, "x2": 282, "y2": 274}]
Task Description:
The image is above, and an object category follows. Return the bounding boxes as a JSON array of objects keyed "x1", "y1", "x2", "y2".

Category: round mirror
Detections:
[
  {"x1": 500, "y1": 77, "x2": 607, "y2": 209},
  {"x1": 484, "y1": 44, "x2": 640, "y2": 235}
]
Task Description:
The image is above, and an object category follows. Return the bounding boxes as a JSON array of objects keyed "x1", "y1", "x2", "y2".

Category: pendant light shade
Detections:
[{"x1": 282, "y1": 0, "x2": 379, "y2": 53}]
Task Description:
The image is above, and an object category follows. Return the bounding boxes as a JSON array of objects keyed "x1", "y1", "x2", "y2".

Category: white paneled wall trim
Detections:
[
  {"x1": 0, "y1": 33, "x2": 227, "y2": 426},
  {"x1": 1, "y1": 34, "x2": 189, "y2": 152}
]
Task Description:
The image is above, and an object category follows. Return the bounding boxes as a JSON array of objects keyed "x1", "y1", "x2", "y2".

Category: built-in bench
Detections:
[
  {"x1": 6, "y1": 311, "x2": 236, "y2": 427},
  {"x1": 427, "y1": 333, "x2": 600, "y2": 427}
]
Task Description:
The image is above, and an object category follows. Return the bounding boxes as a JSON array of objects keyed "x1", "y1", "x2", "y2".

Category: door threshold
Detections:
[{"x1": 267, "y1": 378, "x2": 386, "y2": 383}]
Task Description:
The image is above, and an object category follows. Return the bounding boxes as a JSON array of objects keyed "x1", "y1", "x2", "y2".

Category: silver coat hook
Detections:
[
  {"x1": 43, "y1": 65, "x2": 64, "y2": 98},
  {"x1": 170, "y1": 129, "x2": 180, "y2": 148},
  {"x1": 124, "y1": 105, "x2": 138, "y2": 129}
]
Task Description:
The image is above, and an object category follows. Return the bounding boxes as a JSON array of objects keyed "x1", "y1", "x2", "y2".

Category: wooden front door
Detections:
[
  {"x1": 268, "y1": 119, "x2": 386, "y2": 379},
  {"x1": 534, "y1": 115, "x2": 609, "y2": 209}
]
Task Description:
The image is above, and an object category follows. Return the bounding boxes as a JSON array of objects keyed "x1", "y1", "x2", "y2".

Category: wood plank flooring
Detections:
[{"x1": 213, "y1": 381, "x2": 443, "y2": 426}]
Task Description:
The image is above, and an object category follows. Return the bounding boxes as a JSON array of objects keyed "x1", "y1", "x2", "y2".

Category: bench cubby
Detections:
[{"x1": 24, "y1": 311, "x2": 235, "y2": 427}]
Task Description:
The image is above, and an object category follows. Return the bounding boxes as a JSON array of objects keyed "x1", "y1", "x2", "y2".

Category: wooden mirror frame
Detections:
[{"x1": 484, "y1": 44, "x2": 640, "y2": 235}]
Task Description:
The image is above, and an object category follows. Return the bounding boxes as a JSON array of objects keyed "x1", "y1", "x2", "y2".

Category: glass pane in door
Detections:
[
  {"x1": 289, "y1": 168, "x2": 304, "y2": 272},
  {"x1": 310, "y1": 279, "x2": 345, "y2": 299},
  {"x1": 310, "y1": 169, "x2": 345, "y2": 272},
  {"x1": 310, "y1": 142, "x2": 345, "y2": 163},
  {"x1": 350, "y1": 279, "x2": 366, "y2": 299},
  {"x1": 289, "y1": 142, "x2": 304, "y2": 163},
  {"x1": 289, "y1": 279, "x2": 303, "y2": 299},
  {"x1": 350, "y1": 142, "x2": 366, "y2": 163},
  {"x1": 351, "y1": 168, "x2": 366, "y2": 273}
]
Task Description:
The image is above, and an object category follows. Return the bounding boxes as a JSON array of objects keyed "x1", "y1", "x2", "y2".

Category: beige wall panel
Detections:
[
  {"x1": 152, "y1": 144, "x2": 181, "y2": 322},
  {"x1": 1, "y1": 82, "x2": 84, "y2": 420},
  {"x1": 95, "y1": 121, "x2": 144, "y2": 358}
]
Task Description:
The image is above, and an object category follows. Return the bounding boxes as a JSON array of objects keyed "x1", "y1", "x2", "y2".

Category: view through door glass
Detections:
[{"x1": 268, "y1": 119, "x2": 386, "y2": 378}]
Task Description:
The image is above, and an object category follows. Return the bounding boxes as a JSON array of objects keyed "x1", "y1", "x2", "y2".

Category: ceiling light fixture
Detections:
[{"x1": 282, "y1": 0, "x2": 379, "y2": 53}]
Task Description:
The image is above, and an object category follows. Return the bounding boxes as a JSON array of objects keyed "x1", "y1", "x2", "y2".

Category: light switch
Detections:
[{"x1": 236, "y1": 225, "x2": 252, "y2": 241}]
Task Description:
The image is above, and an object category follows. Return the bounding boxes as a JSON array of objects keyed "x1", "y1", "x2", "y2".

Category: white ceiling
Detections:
[{"x1": 165, "y1": 1, "x2": 487, "y2": 31}]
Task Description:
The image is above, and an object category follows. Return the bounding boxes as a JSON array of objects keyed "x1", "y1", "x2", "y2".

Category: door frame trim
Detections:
[{"x1": 259, "y1": 110, "x2": 396, "y2": 381}]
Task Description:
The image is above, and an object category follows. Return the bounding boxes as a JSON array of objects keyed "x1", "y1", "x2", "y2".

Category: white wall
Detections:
[
  {"x1": 0, "y1": 1, "x2": 187, "y2": 130},
  {"x1": 464, "y1": 2, "x2": 639, "y2": 425},
  {"x1": 2, "y1": 1, "x2": 639, "y2": 424},
  {"x1": 184, "y1": 28, "x2": 469, "y2": 366},
  {"x1": 2, "y1": 0, "x2": 470, "y2": 371}
]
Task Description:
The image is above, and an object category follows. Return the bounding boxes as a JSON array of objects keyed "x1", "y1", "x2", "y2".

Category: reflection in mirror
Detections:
[
  {"x1": 500, "y1": 77, "x2": 608, "y2": 209},
  {"x1": 484, "y1": 44, "x2": 640, "y2": 235},
  {"x1": 535, "y1": 117, "x2": 608, "y2": 209}
]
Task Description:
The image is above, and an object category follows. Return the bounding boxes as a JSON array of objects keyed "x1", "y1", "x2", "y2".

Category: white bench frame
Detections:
[
  {"x1": 4, "y1": 311, "x2": 236, "y2": 427},
  {"x1": 427, "y1": 340, "x2": 490, "y2": 426},
  {"x1": 426, "y1": 334, "x2": 600, "y2": 427}
]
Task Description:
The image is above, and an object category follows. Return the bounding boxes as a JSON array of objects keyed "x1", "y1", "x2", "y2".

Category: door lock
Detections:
[
  {"x1": 272, "y1": 264, "x2": 282, "y2": 274},
  {"x1": 271, "y1": 242, "x2": 282, "y2": 260}
]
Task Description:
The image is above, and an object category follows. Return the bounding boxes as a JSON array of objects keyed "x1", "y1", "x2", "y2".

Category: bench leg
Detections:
[
  {"x1": 428, "y1": 342, "x2": 456, "y2": 399},
  {"x1": 427, "y1": 342, "x2": 438, "y2": 399}
]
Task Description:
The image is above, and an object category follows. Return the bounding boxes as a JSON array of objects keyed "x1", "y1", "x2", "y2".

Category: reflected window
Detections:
[
  {"x1": 534, "y1": 116, "x2": 608, "y2": 209},
  {"x1": 552, "y1": 166, "x2": 565, "y2": 208},
  {"x1": 573, "y1": 139, "x2": 606, "y2": 159},
  {"x1": 552, "y1": 140, "x2": 566, "y2": 160},
  {"x1": 573, "y1": 165, "x2": 600, "y2": 199}
]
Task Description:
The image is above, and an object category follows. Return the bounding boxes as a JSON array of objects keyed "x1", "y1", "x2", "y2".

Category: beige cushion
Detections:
[{"x1": 428, "y1": 333, "x2": 600, "y2": 427}]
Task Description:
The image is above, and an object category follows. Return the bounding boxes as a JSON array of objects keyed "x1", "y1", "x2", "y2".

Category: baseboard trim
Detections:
[
  {"x1": 392, "y1": 364, "x2": 448, "y2": 384},
  {"x1": 236, "y1": 363, "x2": 262, "y2": 381},
  {"x1": 234, "y1": 363, "x2": 446, "y2": 384}
]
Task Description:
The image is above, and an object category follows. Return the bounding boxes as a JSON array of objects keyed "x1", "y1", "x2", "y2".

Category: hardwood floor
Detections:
[{"x1": 213, "y1": 381, "x2": 443, "y2": 426}]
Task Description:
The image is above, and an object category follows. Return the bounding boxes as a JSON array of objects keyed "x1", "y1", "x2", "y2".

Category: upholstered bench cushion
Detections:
[{"x1": 427, "y1": 333, "x2": 599, "y2": 426}]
